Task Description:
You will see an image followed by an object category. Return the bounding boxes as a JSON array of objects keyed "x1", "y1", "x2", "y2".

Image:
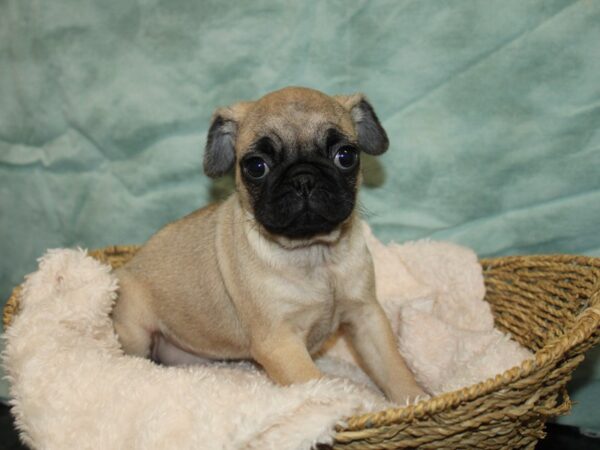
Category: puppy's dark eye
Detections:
[
  {"x1": 243, "y1": 156, "x2": 270, "y2": 179},
  {"x1": 333, "y1": 147, "x2": 358, "y2": 170}
]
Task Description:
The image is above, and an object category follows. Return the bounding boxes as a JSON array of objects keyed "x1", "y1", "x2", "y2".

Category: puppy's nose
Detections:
[
  {"x1": 287, "y1": 164, "x2": 317, "y2": 198},
  {"x1": 292, "y1": 173, "x2": 316, "y2": 198}
]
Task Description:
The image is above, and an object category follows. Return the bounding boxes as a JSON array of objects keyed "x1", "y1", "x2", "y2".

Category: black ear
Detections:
[
  {"x1": 203, "y1": 115, "x2": 237, "y2": 178},
  {"x1": 203, "y1": 101, "x2": 253, "y2": 178},
  {"x1": 335, "y1": 94, "x2": 389, "y2": 155},
  {"x1": 351, "y1": 99, "x2": 389, "y2": 155}
]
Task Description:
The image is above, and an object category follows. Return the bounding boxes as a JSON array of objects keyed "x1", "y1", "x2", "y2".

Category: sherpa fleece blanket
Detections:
[{"x1": 2, "y1": 225, "x2": 531, "y2": 450}]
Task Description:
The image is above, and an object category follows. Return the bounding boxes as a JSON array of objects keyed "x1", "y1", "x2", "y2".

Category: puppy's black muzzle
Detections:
[{"x1": 253, "y1": 158, "x2": 356, "y2": 239}]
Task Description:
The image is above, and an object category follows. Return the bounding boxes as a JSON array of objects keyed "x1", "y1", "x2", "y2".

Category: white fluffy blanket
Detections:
[{"x1": 2, "y1": 225, "x2": 531, "y2": 450}]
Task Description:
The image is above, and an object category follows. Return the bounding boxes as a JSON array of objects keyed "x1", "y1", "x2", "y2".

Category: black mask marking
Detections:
[{"x1": 241, "y1": 129, "x2": 360, "y2": 239}]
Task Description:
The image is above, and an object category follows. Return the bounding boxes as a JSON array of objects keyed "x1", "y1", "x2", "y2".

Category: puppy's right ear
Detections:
[
  {"x1": 334, "y1": 94, "x2": 389, "y2": 156},
  {"x1": 203, "y1": 101, "x2": 253, "y2": 178}
]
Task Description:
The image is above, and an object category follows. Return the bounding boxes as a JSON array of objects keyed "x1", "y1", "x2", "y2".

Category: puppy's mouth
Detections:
[
  {"x1": 261, "y1": 205, "x2": 342, "y2": 239},
  {"x1": 257, "y1": 189, "x2": 355, "y2": 240}
]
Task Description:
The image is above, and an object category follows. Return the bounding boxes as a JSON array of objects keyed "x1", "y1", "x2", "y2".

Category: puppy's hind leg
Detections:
[
  {"x1": 151, "y1": 336, "x2": 213, "y2": 366},
  {"x1": 111, "y1": 269, "x2": 157, "y2": 358}
]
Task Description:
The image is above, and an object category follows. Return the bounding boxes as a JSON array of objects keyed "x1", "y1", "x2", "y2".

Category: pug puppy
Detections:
[{"x1": 112, "y1": 86, "x2": 424, "y2": 403}]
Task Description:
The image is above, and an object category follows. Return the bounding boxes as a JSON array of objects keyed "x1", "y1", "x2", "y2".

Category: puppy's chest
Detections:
[
  {"x1": 252, "y1": 237, "x2": 371, "y2": 349},
  {"x1": 270, "y1": 264, "x2": 336, "y2": 309},
  {"x1": 270, "y1": 264, "x2": 344, "y2": 349}
]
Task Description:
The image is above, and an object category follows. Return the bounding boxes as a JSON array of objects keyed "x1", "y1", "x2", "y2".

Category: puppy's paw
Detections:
[{"x1": 392, "y1": 385, "x2": 430, "y2": 406}]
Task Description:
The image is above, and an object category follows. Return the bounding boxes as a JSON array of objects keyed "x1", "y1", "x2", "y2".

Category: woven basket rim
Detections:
[
  {"x1": 3, "y1": 248, "x2": 600, "y2": 435},
  {"x1": 339, "y1": 305, "x2": 600, "y2": 432},
  {"x1": 338, "y1": 254, "x2": 600, "y2": 432}
]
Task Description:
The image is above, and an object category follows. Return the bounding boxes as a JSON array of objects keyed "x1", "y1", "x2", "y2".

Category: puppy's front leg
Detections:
[
  {"x1": 343, "y1": 302, "x2": 426, "y2": 404},
  {"x1": 251, "y1": 327, "x2": 321, "y2": 385}
]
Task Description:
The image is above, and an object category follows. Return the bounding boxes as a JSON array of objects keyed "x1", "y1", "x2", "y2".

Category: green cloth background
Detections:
[{"x1": 1, "y1": 0, "x2": 599, "y2": 431}]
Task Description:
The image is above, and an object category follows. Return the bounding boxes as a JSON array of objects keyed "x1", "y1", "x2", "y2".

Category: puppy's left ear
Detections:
[
  {"x1": 334, "y1": 94, "x2": 389, "y2": 155},
  {"x1": 204, "y1": 101, "x2": 253, "y2": 178}
]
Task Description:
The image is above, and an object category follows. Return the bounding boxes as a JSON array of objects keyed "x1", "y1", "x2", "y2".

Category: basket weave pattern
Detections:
[{"x1": 3, "y1": 248, "x2": 600, "y2": 449}]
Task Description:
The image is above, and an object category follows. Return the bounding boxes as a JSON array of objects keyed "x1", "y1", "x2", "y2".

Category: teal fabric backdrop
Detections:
[{"x1": 1, "y1": 0, "x2": 599, "y2": 430}]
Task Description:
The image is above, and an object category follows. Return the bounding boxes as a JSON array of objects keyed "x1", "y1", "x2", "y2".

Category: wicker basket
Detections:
[{"x1": 3, "y1": 247, "x2": 600, "y2": 449}]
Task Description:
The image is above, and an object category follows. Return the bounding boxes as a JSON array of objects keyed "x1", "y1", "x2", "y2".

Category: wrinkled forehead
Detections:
[{"x1": 236, "y1": 96, "x2": 356, "y2": 151}]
